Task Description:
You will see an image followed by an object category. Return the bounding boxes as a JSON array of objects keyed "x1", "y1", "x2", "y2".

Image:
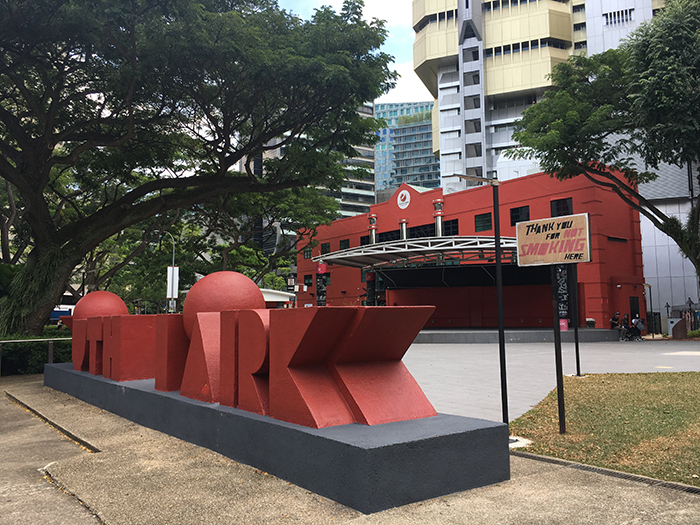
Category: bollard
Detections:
[{"x1": 48, "y1": 340, "x2": 54, "y2": 364}]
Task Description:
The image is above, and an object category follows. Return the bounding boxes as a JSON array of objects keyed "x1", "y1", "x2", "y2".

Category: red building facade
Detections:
[{"x1": 296, "y1": 171, "x2": 646, "y2": 330}]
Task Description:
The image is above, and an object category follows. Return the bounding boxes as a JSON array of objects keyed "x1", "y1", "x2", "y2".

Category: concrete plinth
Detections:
[{"x1": 44, "y1": 363, "x2": 510, "y2": 514}]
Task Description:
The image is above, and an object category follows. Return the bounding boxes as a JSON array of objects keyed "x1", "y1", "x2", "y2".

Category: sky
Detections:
[{"x1": 276, "y1": 0, "x2": 433, "y2": 103}]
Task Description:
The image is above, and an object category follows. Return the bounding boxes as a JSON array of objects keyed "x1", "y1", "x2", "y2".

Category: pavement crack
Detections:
[{"x1": 42, "y1": 469, "x2": 106, "y2": 524}]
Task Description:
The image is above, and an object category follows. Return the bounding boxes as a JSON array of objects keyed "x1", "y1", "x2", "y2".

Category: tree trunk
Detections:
[{"x1": 0, "y1": 245, "x2": 79, "y2": 336}]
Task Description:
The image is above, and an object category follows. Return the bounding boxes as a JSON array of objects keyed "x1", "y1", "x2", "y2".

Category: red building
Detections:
[{"x1": 296, "y1": 171, "x2": 646, "y2": 330}]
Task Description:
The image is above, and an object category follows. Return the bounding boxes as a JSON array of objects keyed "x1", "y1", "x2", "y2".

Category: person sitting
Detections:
[
  {"x1": 610, "y1": 312, "x2": 627, "y2": 341},
  {"x1": 629, "y1": 315, "x2": 646, "y2": 340}
]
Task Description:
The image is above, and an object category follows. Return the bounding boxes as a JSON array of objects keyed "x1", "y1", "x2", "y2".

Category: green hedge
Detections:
[
  {"x1": 687, "y1": 329, "x2": 700, "y2": 338},
  {"x1": 0, "y1": 327, "x2": 72, "y2": 376}
]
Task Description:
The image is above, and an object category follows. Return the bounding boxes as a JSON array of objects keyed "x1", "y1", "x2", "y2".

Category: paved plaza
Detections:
[
  {"x1": 2, "y1": 338, "x2": 700, "y2": 524},
  {"x1": 405, "y1": 338, "x2": 700, "y2": 422}
]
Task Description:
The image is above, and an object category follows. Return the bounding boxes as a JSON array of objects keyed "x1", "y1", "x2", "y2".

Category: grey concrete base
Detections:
[
  {"x1": 44, "y1": 363, "x2": 510, "y2": 514},
  {"x1": 415, "y1": 328, "x2": 618, "y2": 344}
]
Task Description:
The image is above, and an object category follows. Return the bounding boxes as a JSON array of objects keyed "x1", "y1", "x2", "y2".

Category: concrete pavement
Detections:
[
  {"x1": 2, "y1": 339, "x2": 700, "y2": 524},
  {"x1": 404, "y1": 338, "x2": 700, "y2": 421}
]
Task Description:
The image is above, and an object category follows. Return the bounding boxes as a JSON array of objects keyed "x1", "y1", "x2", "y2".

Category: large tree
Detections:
[
  {"x1": 510, "y1": 0, "x2": 700, "y2": 279},
  {"x1": 0, "y1": 0, "x2": 394, "y2": 334}
]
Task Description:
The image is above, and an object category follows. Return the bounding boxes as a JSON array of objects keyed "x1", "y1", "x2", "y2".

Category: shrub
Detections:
[
  {"x1": 0, "y1": 327, "x2": 72, "y2": 376},
  {"x1": 686, "y1": 329, "x2": 700, "y2": 339}
]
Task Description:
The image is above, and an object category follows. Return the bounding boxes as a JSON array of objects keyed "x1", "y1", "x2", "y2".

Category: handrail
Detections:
[
  {"x1": 0, "y1": 337, "x2": 72, "y2": 343},
  {"x1": 0, "y1": 337, "x2": 73, "y2": 376}
]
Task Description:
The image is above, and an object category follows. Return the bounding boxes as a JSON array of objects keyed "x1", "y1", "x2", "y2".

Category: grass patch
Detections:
[{"x1": 510, "y1": 372, "x2": 700, "y2": 487}]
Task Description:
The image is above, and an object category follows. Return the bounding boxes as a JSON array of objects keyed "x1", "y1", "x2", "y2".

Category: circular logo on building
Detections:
[{"x1": 397, "y1": 189, "x2": 411, "y2": 209}]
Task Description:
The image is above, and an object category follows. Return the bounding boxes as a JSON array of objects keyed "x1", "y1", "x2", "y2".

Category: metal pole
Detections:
[
  {"x1": 551, "y1": 265, "x2": 566, "y2": 434},
  {"x1": 444, "y1": 173, "x2": 509, "y2": 425},
  {"x1": 644, "y1": 283, "x2": 654, "y2": 337},
  {"x1": 48, "y1": 340, "x2": 54, "y2": 364},
  {"x1": 493, "y1": 182, "x2": 509, "y2": 425},
  {"x1": 569, "y1": 264, "x2": 581, "y2": 376}
]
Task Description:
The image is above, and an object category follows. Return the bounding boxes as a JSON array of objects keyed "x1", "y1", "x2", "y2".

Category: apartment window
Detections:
[
  {"x1": 522, "y1": 41, "x2": 529, "y2": 51},
  {"x1": 551, "y1": 198, "x2": 573, "y2": 217},
  {"x1": 531, "y1": 39, "x2": 539, "y2": 49},
  {"x1": 321, "y1": 242, "x2": 331, "y2": 254},
  {"x1": 475, "y1": 213, "x2": 492, "y2": 232},
  {"x1": 574, "y1": 22, "x2": 586, "y2": 31},
  {"x1": 513, "y1": 43, "x2": 520, "y2": 53},
  {"x1": 604, "y1": 9, "x2": 634, "y2": 26},
  {"x1": 510, "y1": 206, "x2": 530, "y2": 226},
  {"x1": 493, "y1": 0, "x2": 500, "y2": 9},
  {"x1": 504, "y1": 45, "x2": 511, "y2": 54},
  {"x1": 339, "y1": 239, "x2": 350, "y2": 250},
  {"x1": 303, "y1": 246, "x2": 313, "y2": 259},
  {"x1": 495, "y1": 46, "x2": 502, "y2": 56},
  {"x1": 573, "y1": 4, "x2": 585, "y2": 12},
  {"x1": 304, "y1": 274, "x2": 313, "y2": 287}
]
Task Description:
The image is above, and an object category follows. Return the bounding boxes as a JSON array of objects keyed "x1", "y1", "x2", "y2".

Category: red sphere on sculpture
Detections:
[
  {"x1": 73, "y1": 291, "x2": 129, "y2": 320},
  {"x1": 182, "y1": 271, "x2": 265, "y2": 338}
]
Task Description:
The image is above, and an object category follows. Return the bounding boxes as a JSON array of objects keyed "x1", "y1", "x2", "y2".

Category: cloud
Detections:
[
  {"x1": 363, "y1": 1, "x2": 413, "y2": 29},
  {"x1": 377, "y1": 60, "x2": 432, "y2": 103}
]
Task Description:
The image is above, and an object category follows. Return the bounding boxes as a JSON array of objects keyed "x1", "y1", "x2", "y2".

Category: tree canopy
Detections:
[
  {"x1": 509, "y1": 0, "x2": 700, "y2": 278},
  {"x1": 0, "y1": 0, "x2": 394, "y2": 334}
]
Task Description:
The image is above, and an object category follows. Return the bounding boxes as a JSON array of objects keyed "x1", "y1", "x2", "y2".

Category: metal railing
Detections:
[{"x1": 0, "y1": 337, "x2": 72, "y2": 376}]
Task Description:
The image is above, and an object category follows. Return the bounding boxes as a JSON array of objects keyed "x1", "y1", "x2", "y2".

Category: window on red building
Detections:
[
  {"x1": 304, "y1": 274, "x2": 313, "y2": 287},
  {"x1": 510, "y1": 205, "x2": 530, "y2": 226},
  {"x1": 475, "y1": 212, "x2": 492, "y2": 232},
  {"x1": 550, "y1": 198, "x2": 573, "y2": 217},
  {"x1": 303, "y1": 246, "x2": 312, "y2": 259},
  {"x1": 339, "y1": 239, "x2": 350, "y2": 250},
  {"x1": 321, "y1": 242, "x2": 331, "y2": 254},
  {"x1": 444, "y1": 219, "x2": 459, "y2": 236}
]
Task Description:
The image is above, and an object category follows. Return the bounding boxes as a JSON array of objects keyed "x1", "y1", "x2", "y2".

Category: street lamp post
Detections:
[
  {"x1": 447, "y1": 174, "x2": 508, "y2": 425},
  {"x1": 643, "y1": 283, "x2": 654, "y2": 337},
  {"x1": 164, "y1": 231, "x2": 178, "y2": 313}
]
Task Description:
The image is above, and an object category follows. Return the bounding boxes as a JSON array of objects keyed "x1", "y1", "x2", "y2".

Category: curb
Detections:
[
  {"x1": 4, "y1": 390, "x2": 101, "y2": 453},
  {"x1": 510, "y1": 449, "x2": 700, "y2": 496}
]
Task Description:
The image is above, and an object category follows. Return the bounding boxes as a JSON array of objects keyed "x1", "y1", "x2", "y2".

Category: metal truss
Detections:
[{"x1": 313, "y1": 236, "x2": 518, "y2": 269}]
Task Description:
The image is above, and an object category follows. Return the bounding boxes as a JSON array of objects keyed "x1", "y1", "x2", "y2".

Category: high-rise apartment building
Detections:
[
  {"x1": 413, "y1": 0, "x2": 667, "y2": 191},
  {"x1": 375, "y1": 101, "x2": 434, "y2": 191},
  {"x1": 392, "y1": 116, "x2": 441, "y2": 189},
  {"x1": 331, "y1": 103, "x2": 377, "y2": 217},
  {"x1": 413, "y1": 0, "x2": 698, "y2": 322}
]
